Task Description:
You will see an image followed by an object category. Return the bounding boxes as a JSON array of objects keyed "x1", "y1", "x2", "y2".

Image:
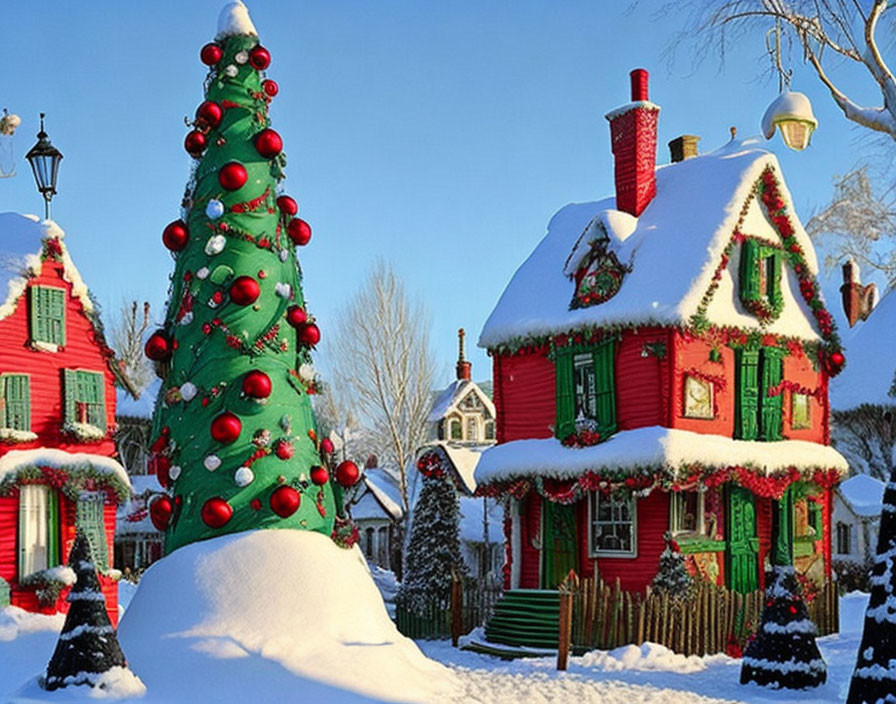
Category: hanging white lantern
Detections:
[{"x1": 761, "y1": 90, "x2": 818, "y2": 151}]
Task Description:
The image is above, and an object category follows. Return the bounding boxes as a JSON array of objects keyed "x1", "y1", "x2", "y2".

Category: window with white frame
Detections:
[
  {"x1": 670, "y1": 490, "x2": 706, "y2": 535},
  {"x1": 18, "y1": 485, "x2": 50, "y2": 577},
  {"x1": 589, "y1": 491, "x2": 636, "y2": 556},
  {"x1": 683, "y1": 376, "x2": 714, "y2": 419},
  {"x1": 835, "y1": 522, "x2": 851, "y2": 555}
]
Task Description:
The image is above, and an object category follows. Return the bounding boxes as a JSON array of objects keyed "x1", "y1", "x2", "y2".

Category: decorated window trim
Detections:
[
  {"x1": 739, "y1": 238, "x2": 784, "y2": 323},
  {"x1": 29, "y1": 285, "x2": 66, "y2": 349},
  {"x1": 669, "y1": 489, "x2": 706, "y2": 536},
  {"x1": 790, "y1": 391, "x2": 811, "y2": 430},
  {"x1": 555, "y1": 340, "x2": 616, "y2": 443},
  {"x1": 683, "y1": 374, "x2": 715, "y2": 420},
  {"x1": 588, "y1": 490, "x2": 637, "y2": 558},
  {"x1": 63, "y1": 369, "x2": 107, "y2": 436},
  {"x1": 0, "y1": 465, "x2": 129, "y2": 504}
]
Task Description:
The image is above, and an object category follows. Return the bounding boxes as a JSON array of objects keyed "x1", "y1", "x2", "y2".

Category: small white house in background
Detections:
[
  {"x1": 833, "y1": 473, "x2": 885, "y2": 563},
  {"x1": 348, "y1": 463, "x2": 404, "y2": 571}
]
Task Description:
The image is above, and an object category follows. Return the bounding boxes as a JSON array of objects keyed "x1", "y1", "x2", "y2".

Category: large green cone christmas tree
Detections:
[{"x1": 146, "y1": 2, "x2": 354, "y2": 554}]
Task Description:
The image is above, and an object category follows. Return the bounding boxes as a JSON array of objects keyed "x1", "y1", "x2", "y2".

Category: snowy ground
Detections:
[{"x1": 0, "y1": 575, "x2": 869, "y2": 703}]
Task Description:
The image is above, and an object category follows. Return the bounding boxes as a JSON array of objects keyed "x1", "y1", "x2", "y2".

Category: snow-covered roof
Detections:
[
  {"x1": 830, "y1": 288, "x2": 896, "y2": 410},
  {"x1": 479, "y1": 138, "x2": 825, "y2": 349},
  {"x1": 419, "y1": 441, "x2": 488, "y2": 495},
  {"x1": 837, "y1": 473, "x2": 885, "y2": 518},
  {"x1": 427, "y1": 379, "x2": 496, "y2": 422},
  {"x1": 352, "y1": 468, "x2": 404, "y2": 521},
  {"x1": 475, "y1": 426, "x2": 848, "y2": 485},
  {"x1": 116, "y1": 377, "x2": 161, "y2": 419},
  {"x1": 216, "y1": 1, "x2": 257, "y2": 39},
  {"x1": 0, "y1": 213, "x2": 94, "y2": 322},
  {"x1": 0, "y1": 448, "x2": 131, "y2": 500}
]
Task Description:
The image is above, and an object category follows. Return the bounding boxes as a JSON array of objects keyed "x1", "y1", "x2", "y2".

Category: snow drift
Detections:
[{"x1": 117, "y1": 530, "x2": 458, "y2": 703}]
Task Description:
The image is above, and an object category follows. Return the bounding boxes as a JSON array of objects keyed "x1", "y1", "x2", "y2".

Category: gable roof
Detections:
[
  {"x1": 837, "y1": 473, "x2": 885, "y2": 518},
  {"x1": 479, "y1": 138, "x2": 829, "y2": 350},
  {"x1": 830, "y1": 287, "x2": 896, "y2": 410},
  {"x1": 351, "y1": 467, "x2": 404, "y2": 521},
  {"x1": 427, "y1": 378, "x2": 495, "y2": 423}
]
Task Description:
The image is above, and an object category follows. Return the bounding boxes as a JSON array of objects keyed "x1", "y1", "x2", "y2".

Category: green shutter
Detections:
[
  {"x1": 30, "y1": 287, "x2": 65, "y2": 346},
  {"x1": 555, "y1": 352, "x2": 575, "y2": 439},
  {"x1": 30, "y1": 288, "x2": 46, "y2": 343},
  {"x1": 774, "y1": 486, "x2": 794, "y2": 566},
  {"x1": 77, "y1": 371, "x2": 106, "y2": 430},
  {"x1": 2, "y1": 375, "x2": 30, "y2": 431},
  {"x1": 63, "y1": 369, "x2": 78, "y2": 423},
  {"x1": 735, "y1": 348, "x2": 760, "y2": 440},
  {"x1": 46, "y1": 491, "x2": 59, "y2": 566},
  {"x1": 76, "y1": 496, "x2": 108, "y2": 571},
  {"x1": 50, "y1": 288, "x2": 65, "y2": 344},
  {"x1": 768, "y1": 250, "x2": 782, "y2": 301},
  {"x1": 593, "y1": 341, "x2": 617, "y2": 438},
  {"x1": 739, "y1": 239, "x2": 760, "y2": 302},
  {"x1": 760, "y1": 347, "x2": 784, "y2": 441}
]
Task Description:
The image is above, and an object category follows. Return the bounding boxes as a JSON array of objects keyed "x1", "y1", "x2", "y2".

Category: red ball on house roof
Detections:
[
  {"x1": 262, "y1": 79, "x2": 279, "y2": 97},
  {"x1": 298, "y1": 322, "x2": 320, "y2": 347},
  {"x1": 285, "y1": 305, "x2": 307, "y2": 328}
]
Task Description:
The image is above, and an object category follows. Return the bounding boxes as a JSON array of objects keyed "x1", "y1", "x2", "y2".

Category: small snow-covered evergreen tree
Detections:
[
  {"x1": 740, "y1": 566, "x2": 826, "y2": 690},
  {"x1": 42, "y1": 532, "x2": 129, "y2": 691},
  {"x1": 397, "y1": 473, "x2": 466, "y2": 615},
  {"x1": 846, "y1": 465, "x2": 896, "y2": 704},
  {"x1": 651, "y1": 532, "x2": 693, "y2": 597}
]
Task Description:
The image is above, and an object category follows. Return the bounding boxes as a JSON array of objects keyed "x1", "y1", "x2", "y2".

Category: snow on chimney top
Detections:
[
  {"x1": 840, "y1": 259, "x2": 878, "y2": 327},
  {"x1": 605, "y1": 69, "x2": 661, "y2": 217}
]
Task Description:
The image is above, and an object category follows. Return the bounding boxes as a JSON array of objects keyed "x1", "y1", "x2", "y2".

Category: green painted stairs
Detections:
[{"x1": 482, "y1": 589, "x2": 560, "y2": 650}]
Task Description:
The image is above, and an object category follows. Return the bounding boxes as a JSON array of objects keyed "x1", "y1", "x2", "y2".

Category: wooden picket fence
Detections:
[
  {"x1": 570, "y1": 576, "x2": 839, "y2": 656},
  {"x1": 394, "y1": 577, "x2": 502, "y2": 640}
]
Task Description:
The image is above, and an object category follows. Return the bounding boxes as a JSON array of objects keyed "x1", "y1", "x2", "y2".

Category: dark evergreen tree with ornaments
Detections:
[
  {"x1": 146, "y1": 1, "x2": 360, "y2": 554},
  {"x1": 847, "y1": 462, "x2": 896, "y2": 704},
  {"x1": 397, "y1": 468, "x2": 467, "y2": 615},
  {"x1": 740, "y1": 565, "x2": 826, "y2": 690},
  {"x1": 650, "y1": 532, "x2": 693, "y2": 598},
  {"x1": 41, "y1": 532, "x2": 128, "y2": 691}
]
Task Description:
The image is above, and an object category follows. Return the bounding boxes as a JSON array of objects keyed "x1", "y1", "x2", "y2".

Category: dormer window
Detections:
[
  {"x1": 30, "y1": 286, "x2": 65, "y2": 348},
  {"x1": 739, "y1": 239, "x2": 783, "y2": 322}
]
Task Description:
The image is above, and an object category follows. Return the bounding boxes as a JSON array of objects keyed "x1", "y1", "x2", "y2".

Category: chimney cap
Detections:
[{"x1": 668, "y1": 135, "x2": 700, "y2": 163}]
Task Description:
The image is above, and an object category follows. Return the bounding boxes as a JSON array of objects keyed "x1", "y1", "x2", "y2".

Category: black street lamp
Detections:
[{"x1": 25, "y1": 113, "x2": 63, "y2": 220}]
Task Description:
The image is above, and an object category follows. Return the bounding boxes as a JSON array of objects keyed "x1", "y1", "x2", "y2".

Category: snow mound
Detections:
[
  {"x1": 118, "y1": 530, "x2": 457, "y2": 703},
  {"x1": 9, "y1": 667, "x2": 146, "y2": 701},
  {"x1": 578, "y1": 642, "x2": 730, "y2": 674},
  {"x1": 216, "y1": 1, "x2": 257, "y2": 39},
  {"x1": 0, "y1": 607, "x2": 64, "y2": 642}
]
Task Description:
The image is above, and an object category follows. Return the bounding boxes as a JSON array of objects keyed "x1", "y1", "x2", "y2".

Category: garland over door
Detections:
[{"x1": 727, "y1": 485, "x2": 759, "y2": 593}]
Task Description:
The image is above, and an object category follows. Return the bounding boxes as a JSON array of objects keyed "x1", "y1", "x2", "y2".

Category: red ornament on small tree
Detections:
[
  {"x1": 274, "y1": 440, "x2": 294, "y2": 460},
  {"x1": 276, "y1": 195, "x2": 298, "y2": 216},
  {"x1": 270, "y1": 485, "x2": 300, "y2": 517},
  {"x1": 145, "y1": 331, "x2": 171, "y2": 361},
  {"x1": 287, "y1": 218, "x2": 312, "y2": 246},
  {"x1": 201, "y1": 497, "x2": 233, "y2": 528},
  {"x1": 335, "y1": 460, "x2": 360, "y2": 487},
  {"x1": 298, "y1": 323, "x2": 320, "y2": 347},
  {"x1": 184, "y1": 130, "x2": 208, "y2": 157},
  {"x1": 242, "y1": 370, "x2": 272, "y2": 399},
  {"x1": 262, "y1": 79, "x2": 278, "y2": 97},
  {"x1": 162, "y1": 220, "x2": 190, "y2": 251},
  {"x1": 219, "y1": 162, "x2": 248, "y2": 191},
  {"x1": 249, "y1": 45, "x2": 271, "y2": 70},
  {"x1": 200, "y1": 42, "x2": 223, "y2": 66},
  {"x1": 320, "y1": 438, "x2": 334, "y2": 455},
  {"x1": 210, "y1": 412, "x2": 242, "y2": 444},
  {"x1": 229, "y1": 275, "x2": 260, "y2": 305},
  {"x1": 150, "y1": 495, "x2": 174, "y2": 531},
  {"x1": 285, "y1": 305, "x2": 307, "y2": 328},
  {"x1": 196, "y1": 100, "x2": 223, "y2": 129},
  {"x1": 310, "y1": 465, "x2": 329, "y2": 485},
  {"x1": 255, "y1": 128, "x2": 283, "y2": 158}
]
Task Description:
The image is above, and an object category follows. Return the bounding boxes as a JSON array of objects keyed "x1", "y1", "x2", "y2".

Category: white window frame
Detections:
[
  {"x1": 791, "y1": 392, "x2": 811, "y2": 430},
  {"x1": 588, "y1": 491, "x2": 637, "y2": 558},
  {"x1": 670, "y1": 490, "x2": 706, "y2": 536},
  {"x1": 18, "y1": 484, "x2": 49, "y2": 578}
]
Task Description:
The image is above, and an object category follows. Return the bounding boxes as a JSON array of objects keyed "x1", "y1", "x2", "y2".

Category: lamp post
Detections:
[{"x1": 25, "y1": 113, "x2": 63, "y2": 220}]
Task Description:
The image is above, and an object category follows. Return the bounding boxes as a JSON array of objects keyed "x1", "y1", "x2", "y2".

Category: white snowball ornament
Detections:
[
  {"x1": 169, "y1": 465, "x2": 182, "y2": 481},
  {"x1": 279, "y1": 249, "x2": 288, "y2": 262},
  {"x1": 205, "y1": 234, "x2": 226, "y2": 255},
  {"x1": 206, "y1": 199, "x2": 226, "y2": 219},
  {"x1": 298, "y1": 363, "x2": 314, "y2": 382},
  {"x1": 180, "y1": 311, "x2": 194, "y2": 326},
  {"x1": 275, "y1": 282, "x2": 292, "y2": 298},
  {"x1": 224, "y1": 64, "x2": 238, "y2": 77},
  {"x1": 204, "y1": 454, "x2": 222, "y2": 471},
  {"x1": 234, "y1": 466, "x2": 254, "y2": 487},
  {"x1": 235, "y1": 50, "x2": 249, "y2": 65},
  {"x1": 180, "y1": 382, "x2": 198, "y2": 401},
  {"x1": 196, "y1": 266, "x2": 210, "y2": 280}
]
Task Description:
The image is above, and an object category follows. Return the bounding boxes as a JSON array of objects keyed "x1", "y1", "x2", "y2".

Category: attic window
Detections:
[
  {"x1": 30, "y1": 286, "x2": 66, "y2": 347},
  {"x1": 571, "y1": 249, "x2": 626, "y2": 309},
  {"x1": 739, "y1": 239, "x2": 783, "y2": 322}
]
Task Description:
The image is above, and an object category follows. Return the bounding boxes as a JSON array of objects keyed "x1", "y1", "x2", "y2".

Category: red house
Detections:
[
  {"x1": 0, "y1": 213, "x2": 131, "y2": 626},
  {"x1": 474, "y1": 71, "x2": 848, "y2": 611}
]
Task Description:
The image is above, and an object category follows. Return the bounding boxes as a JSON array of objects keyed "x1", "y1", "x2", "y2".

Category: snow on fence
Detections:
[
  {"x1": 394, "y1": 577, "x2": 501, "y2": 641},
  {"x1": 569, "y1": 576, "x2": 838, "y2": 656}
]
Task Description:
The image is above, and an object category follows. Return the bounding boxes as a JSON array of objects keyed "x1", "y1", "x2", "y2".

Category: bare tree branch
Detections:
[{"x1": 109, "y1": 300, "x2": 153, "y2": 395}]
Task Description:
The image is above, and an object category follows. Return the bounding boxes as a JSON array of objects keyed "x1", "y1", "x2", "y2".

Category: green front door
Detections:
[
  {"x1": 727, "y1": 486, "x2": 759, "y2": 593},
  {"x1": 542, "y1": 500, "x2": 578, "y2": 588}
]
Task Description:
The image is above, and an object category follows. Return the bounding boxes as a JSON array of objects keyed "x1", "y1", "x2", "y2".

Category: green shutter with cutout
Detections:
[
  {"x1": 775, "y1": 486, "x2": 794, "y2": 566},
  {"x1": 555, "y1": 351, "x2": 575, "y2": 439},
  {"x1": 739, "y1": 239, "x2": 760, "y2": 302},
  {"x1": 2, "y1": 375, "x2": 30, "y2": 431},
  {"x1": 735, "y1": 348, "x2": 760, "y2": 440},
  {"x1": 760, "y1": 347, "x2": 784, "y2": 441},
  {"x1": 76, "y1": 496, "x2": 108, "y2": 571},
  {"x1": 593, "y1": 341, "x2": 617, "y2": 438}
]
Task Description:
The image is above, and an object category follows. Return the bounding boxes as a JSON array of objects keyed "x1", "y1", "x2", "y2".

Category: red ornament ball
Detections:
[
  {"x1": 184, "y1": 130, "x2": 207, "y2": 157},
  {"x1": 249, "y1": 45, "x2": 271, "y2": 70},
  {"x1": 242, "y1": 370, "x2": 272, "y2": 399},
  {"x1": 145, "y1": 331, "x2": 171, "y2": 361},
  {"x1": 335, "y1": 460, "x2": 360, "y2": 487},
  {"x1": 262, "y1": 79, "x2": 279, "y2": 97},
  {"x1": 155, "y1": 455, "x2": 172, "y2": 489},
  {"x1": 255, "y1": 128, "x2": 283, "y2": 159},
  {"x1": 201, "y1": 497, "x2": 233, "y2": 528},
  {"x1": 196, "y1": 100, "x2": 223, "y2": 129},
  {"x1": 150, "y1": 496, "x2": 174, "y2": 531},
  {"x1": 162, "y1": 220, "x2": 190, "y2": 252},
  {"x1": 310, "y1": 465, "x2": 329, "y2": 486},
  {"x1": 210, "y1": 411, "x2": 242, "y2": 444},
  {"x1": 320, "y1": 438, "x2": 334, "y2": 455},
  {"x1": 276, "y1": 195, "x2": 298, "y2": 216},
  {"x1": 830, "y1": 351, "x2": 845, "y2": 368},
  {"x1": 219, "y1": 161, "x2": 248, "y2": 191},
  {"x1": 285, "y1": 305, "x2": 307, "y2": 328},
  {"x1": 270, "y1": 485, "x2": 300, "y2": 517},
  {"x1": 229, "y1": 275, "x2": 260, "y2": 306},
  {"x1": 274, "y1": 440, "x2": 294, "y2": 460},
  {"x1": 298, "y1": 323, "x2": 321, "y2": 347},
  {"x1": 200, "y1": 42, "x2": 223, "y2": 66},
  {"x1": 287, "y1": 218, "x2": 312, "y2": 246}
]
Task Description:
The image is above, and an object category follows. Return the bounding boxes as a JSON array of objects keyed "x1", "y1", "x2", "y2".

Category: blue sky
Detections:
[{"x1": 0, "y1": 1, "x2": 880, "y2": 386}]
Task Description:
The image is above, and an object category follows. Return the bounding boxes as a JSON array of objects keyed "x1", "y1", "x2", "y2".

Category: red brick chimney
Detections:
[
  {"x1": 456, "y1": 328, "x2": 471, "y2": 381},
  {"x1": 605, "y1": 68, "x2": 660, "y2": 217},
  {"x1": 840, "y1": 259, "x2": 878, "y2": 327}
]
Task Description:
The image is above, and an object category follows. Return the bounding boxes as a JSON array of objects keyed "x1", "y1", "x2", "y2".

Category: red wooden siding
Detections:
[
  {"x1": 669, "y1": 331, "x2": 735, "y2": 436},
  {"x1": 781, "y1": 347, "x2": 826, "y2": 444},
  {"x1": 0, "y1": 495, "x2": 17, "y2": 584},
  {"x1": 822, "y1": 488, "x2": 833, "y2": 578},
  {"x1": 0, "y1": 259, "x2": 117, "y2": 457},
  {"x1": 495, "y1": 351, "x2": 556, "y2": 443},
  {"x1": 519, "y1": 493, "x2": 542, "y2": 589},
  {"x1": 615, "y1": 328, "x2": 667, "y2": 430},
  {"x1": 755, "y1": 497, "x2": 773, "y2": 590}
]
